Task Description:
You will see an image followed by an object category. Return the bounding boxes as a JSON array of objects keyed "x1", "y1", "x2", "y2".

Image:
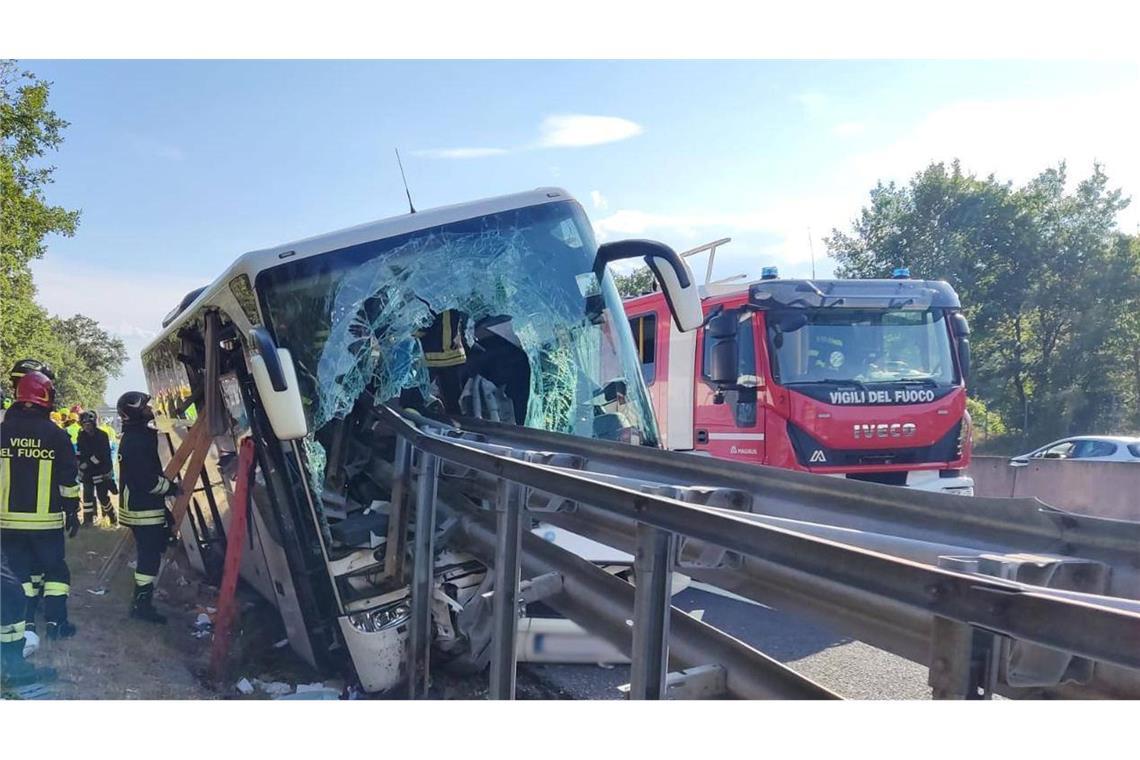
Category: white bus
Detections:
[{"x1": 141, "y1": 188, "x2": 699, "y2": 692}]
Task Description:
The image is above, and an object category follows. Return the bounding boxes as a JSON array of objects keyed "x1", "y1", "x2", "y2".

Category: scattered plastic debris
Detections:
[
  {"x1": 86, "y1": 587, "x2": 107, "y2": 596},
  {"x1": 206, "y1": 606, "x2": 217, "y2": 614},
  {"x1": 22, "y1": 630, "x2": 40, "y2": 658},
  {"x1": 273, "y1": 638, "x2": 289, "y2": 649},
  {"x1": 195, "y1": 613, "x2": 212, "y2": 627},
  {"x1": 235, "y1": 678, "x2": 255, "y2": 695},
  {"x1": 253, "y1": 679, "x2": 293, "y2": 697}
]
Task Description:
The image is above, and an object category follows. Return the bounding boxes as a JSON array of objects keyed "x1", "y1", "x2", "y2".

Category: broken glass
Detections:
[{"x1": 257, "y1": 200, "x2": 660, "y2": 502}]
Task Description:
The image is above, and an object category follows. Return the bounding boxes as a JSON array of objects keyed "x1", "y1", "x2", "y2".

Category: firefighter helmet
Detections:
[
  {"x1": 117, "y1": 391, "x2": 154, "y2": 423},
  {"x1": 9, "y1": 358, "x2": 55, "y2": 389},
  {"x1": 15, "y1": 371, "x2": 56, "y2": 410}
]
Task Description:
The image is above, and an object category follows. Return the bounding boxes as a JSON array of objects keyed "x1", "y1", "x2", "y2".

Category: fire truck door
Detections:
[{"x1": 693, "y1": 309, "x2": 764, "y2": 462}]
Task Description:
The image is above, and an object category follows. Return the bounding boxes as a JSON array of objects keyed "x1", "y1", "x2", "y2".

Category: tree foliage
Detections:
[
  {"x1": 826, "y1": 161, "x2": 1140, "y2": 446},
  {"x1": 1, "y1": 61, "x2": 124, "y2": 408},
  {"x1": 612, "y1": 266, "x2": 657, "y2": 299}
]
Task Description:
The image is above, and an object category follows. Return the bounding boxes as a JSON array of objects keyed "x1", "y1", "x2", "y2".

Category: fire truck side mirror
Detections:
[
  {"x1": 248, "y1": 327, "x2": 309, "y2": 441},
  {"x1": 595, "y1": 239, "x2": 704, "y2": 332},
  {"x1": 950, "y1": 313, "x2": 971, "y2": 382},
  {"x1": 705, "y1": 310, "x2": 740, "y2": 387}
]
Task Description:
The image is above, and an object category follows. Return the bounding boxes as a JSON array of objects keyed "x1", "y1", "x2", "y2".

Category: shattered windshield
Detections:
[
  {"x1": 256, "y1": 199, "x2": 659, "y2": 451},
  {"x1": 768, "y1": 308, "x2": 956, "y2": 385}
]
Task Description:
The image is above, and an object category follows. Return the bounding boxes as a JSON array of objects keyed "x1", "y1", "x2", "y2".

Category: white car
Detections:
[{"x1": 1010, "y1": 435, "x2": 1140, "y2": 465}]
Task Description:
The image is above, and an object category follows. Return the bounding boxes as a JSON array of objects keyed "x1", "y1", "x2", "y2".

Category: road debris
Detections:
[
  {"x1": 273, "y1": 638, "x2": 289, "y2": 649},
  {"x1": 86, "y1": 587, "x2": 107, "y2": 596},
  {"x1": 235, "y1": 677, "x2": 255, "y2": 695}
]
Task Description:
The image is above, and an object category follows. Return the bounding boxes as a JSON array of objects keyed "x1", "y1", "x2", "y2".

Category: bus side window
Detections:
[{"x1": 629, "y1": 313, "x2": 658, "y2": 385}]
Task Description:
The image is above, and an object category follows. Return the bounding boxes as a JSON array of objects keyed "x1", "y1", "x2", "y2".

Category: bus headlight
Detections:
[{"x1": 349, "y1": 602, "x2": 411, "y2": 633}]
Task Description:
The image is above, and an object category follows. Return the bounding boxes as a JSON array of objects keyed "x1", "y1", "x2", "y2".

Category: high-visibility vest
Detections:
[{"x1": 420, "y1": 310, "x2": 467, "y2": 368}]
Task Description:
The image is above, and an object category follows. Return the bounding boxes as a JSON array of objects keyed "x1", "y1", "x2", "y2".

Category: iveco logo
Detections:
[{"x1": 853, "y1": 422, "x2": 917, "y2": 440}]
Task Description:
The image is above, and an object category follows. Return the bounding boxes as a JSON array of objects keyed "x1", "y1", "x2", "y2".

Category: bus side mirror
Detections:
[
  {"x1": 595, "y1": 239, "x2": 704, "y2": 332},
  {"x1": 249, "y1": 327, "x2": 308, "y2": 441},
  {"x1": 705, "y1": 310, "x2": 739, "y2": 387}
]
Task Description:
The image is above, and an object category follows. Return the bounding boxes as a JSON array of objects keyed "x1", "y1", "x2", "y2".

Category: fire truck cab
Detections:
[{"x1": 624, "y1": 261, "x2": 975, "y2": 495}]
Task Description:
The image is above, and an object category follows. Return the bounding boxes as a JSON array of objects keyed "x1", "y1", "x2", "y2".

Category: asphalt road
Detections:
[{"x1": 519, "y1": 584, "x2": 933, "y2": 700}]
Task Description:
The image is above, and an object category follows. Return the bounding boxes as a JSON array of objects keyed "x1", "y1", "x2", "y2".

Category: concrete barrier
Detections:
[{"x1": 970, "y1": 456, "x2": 1140, "y2": 521}]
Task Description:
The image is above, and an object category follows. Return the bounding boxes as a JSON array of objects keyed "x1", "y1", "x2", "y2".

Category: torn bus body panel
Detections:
[{"x1": 142, "y1": 190, "x2": 688, "y2": 694}]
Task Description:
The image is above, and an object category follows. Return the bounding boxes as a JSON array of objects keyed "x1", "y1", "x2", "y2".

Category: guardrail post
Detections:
[
  {"x1": 929, "y1": 616, "x2": 999, "y2": 699},
  {"x1": 383, "y1": 438, "x2": 412, "y2": 584},
  {"x1": 630, "y1": 522, "x2": 676, "y2": 699},
  {"x1": 489, "y1": 479, "x2": 523, "y2": 699},
  {"x1": 407, "y1": 451, "x2": 439, "y2": 699}
]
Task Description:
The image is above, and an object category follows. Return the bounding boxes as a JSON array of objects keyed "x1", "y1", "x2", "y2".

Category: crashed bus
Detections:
[{"x1": 140, "y1": 188, "x2": 702, "y2": 692}]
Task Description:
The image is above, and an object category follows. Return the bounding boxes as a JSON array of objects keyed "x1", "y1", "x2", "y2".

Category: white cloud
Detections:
[
  {"x1": 31, "y1": 256, "x2": 205, "y2": 404},
  {"x1": 536, "y1": 114, "x2": 643, "y2": 148},
  {"x1": 411, "y1": 147, "x2": 508, "y2": 159},
  {"x1": 844, "y1": 85, "x2": 1140, "y2": 231},
  {"x1": 590, "y1": 190, "x2": 608, "y2": 210},
  {"x1": 417, "y1": 113, "x2": 643, "y2": 159},
  {"x1": 831, "y1": 121, "x2": 866, "y2": 137},
  {"x1": 593, "y1": 84, "x2": 1140, "y2": 283}
]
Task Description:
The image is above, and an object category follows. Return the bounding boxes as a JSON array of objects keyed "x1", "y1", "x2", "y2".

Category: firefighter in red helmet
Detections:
[{"x1": 0, "y1": 371, "x2": 81, "y2": 640}]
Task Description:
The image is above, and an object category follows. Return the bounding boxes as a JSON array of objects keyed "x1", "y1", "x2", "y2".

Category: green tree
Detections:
[
  {"x1": 826, "y1": 160, "x2": 1140, "y2": 444},
  {"x1": 1, "y1": 61, "x2": 126, "y2": 408},
  {"x1": 1, "y1": 61, "x2": 80, "y2": 371},
  {"x1": 612, "y1": 266, "x2": 656, "y2": 298}
]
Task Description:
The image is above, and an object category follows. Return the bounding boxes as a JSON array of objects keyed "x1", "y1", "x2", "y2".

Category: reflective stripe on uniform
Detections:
[
  {"x1": 119, "y1": 484, "x2": 166, "y2": 525},
  {"x1": 22, "y1": 582, "x2": 36, "y2": 597},
  {"x1": 60, "y1": 483, "x2": 80, "y2": 499},
  {"x1": 37, "y1": 460, "x2": 53, "y2": 512},
  {"x1": 134, "y1": 572, "x2": 157, "y2": 586},
  {"x1": 0, "y1": 620, "x2": 27, "y2": 643},
  {"x1": 43, "y1": 581, "x2": 69, "y2": 596},
  {"x1": 424, "y1": 310, "x2": 467, "y2": 367},
  {"x1": 149, "y1": 477, "x2": 169, "y2": 494},
  {"x1": 0, "y1": 512, "x2": 65, "y2": 529},
  {"x1": 120, "y1": 510, "x2": 166, "y2": 526},
  {"x1": 0, "y1": 458, "x2": 10, "y2": 511}
]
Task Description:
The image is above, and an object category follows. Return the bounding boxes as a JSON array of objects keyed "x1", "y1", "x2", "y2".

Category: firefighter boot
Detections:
[
  {"x1": 130, "y1": 585, "x2": 167, "y2": 625},
  {"x1": 45, "y1": 620, "x2": 78, "y2": 641},
  {"x1": 0, "y1": 642, "x2": 57, "y2": 688}
]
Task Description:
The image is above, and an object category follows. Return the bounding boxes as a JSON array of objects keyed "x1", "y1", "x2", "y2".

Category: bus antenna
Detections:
[
  {"x1": 395, "y1": 148, "x2": 416, "y2": 214},
  {"x1": 807, "y1": 227, "x2": 817, "y2": 279}
]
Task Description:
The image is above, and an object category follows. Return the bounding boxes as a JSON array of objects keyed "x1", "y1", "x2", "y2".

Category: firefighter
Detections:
[
  {"x1": 1, "y1": 550, "x2": 56, "y2": 688},
  {"x1": 77, "y1": 410, "x2": 118, "y2": 526},
  {"x1": 116, "y1": 391, "x2": 178, "y2": 624},
  {"x1": 417, "y1": 308, "x2": 468, "y2": 414},
  {"x1": 7, "y1": 360, "x2": 61, "y2": 638},
  {"x1": 0, "y1": 371, "x2": 81, "y2": 641},
  {"x1": 64, "y1": 412, "x2": 81, "y2": 451}
]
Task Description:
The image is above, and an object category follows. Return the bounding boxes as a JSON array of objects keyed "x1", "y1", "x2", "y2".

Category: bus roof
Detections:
[{"x1": 144, "y1": 187, "x2": 574, "y2": 355}]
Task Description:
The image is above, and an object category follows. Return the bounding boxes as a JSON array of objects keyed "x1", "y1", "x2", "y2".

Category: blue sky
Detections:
[{"x1": 20, "y1": 60, "x2": 1140, "y2": 402}]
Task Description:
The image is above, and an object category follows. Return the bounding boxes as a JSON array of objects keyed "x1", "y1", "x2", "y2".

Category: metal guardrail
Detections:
[{"x1": 373, "y1": 407, "x2": 1140, "y2": 699}]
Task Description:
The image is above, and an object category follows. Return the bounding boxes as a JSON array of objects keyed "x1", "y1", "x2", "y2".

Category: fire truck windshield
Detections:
[
  {"x1": 768, "y1": 307, "x2": 957, "y2": 386},
  {"x1": 256, "y1": 199, "x2": 659, "y2": 452}
]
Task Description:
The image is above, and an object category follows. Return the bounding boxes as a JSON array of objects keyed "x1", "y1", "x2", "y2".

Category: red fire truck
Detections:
[{"x1": 623, "y1": 242, "x2": 975, "y2": 494}]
